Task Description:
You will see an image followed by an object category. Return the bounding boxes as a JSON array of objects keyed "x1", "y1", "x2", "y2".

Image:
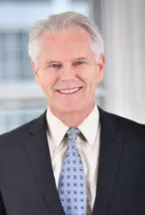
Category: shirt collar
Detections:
[
  {"x1": 46, "y1": 104, "x2": 99, "y2": 147},
  {"x1": 78, "y1": 104, "x2": 100, "y2": 146},
  {"x1": 46, "y1": 108, "x2": 69, "y2": 148}
]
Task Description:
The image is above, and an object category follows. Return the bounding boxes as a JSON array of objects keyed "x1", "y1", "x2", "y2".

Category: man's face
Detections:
[{"x1": 32, "y1": 26, "x2": 105, "y2": 114}]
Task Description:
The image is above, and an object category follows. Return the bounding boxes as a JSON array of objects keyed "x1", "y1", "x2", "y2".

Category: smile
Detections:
[{"x1": 57, "y1": 87, "x2": 82, "y2": 94}]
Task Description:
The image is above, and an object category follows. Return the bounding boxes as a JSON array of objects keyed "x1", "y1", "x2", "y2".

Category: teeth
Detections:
[{"x1": 58, "y1": 87, "x2": 80, "y2": 94}]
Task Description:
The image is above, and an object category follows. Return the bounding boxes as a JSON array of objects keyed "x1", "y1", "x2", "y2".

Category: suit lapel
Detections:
[
  {"x1": 92, "y1": 108, "x2": 125, "y2": 215},
  {"x1": 24, "y1": 113, "x2": 65, "y2": 215}
]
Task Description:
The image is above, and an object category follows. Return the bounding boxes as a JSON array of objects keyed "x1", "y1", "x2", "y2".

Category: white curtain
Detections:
[{"x1": 101, "y1": 0, "x2": 145, "y2": 123}]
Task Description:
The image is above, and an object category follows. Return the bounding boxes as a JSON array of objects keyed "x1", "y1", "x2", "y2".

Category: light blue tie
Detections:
[{"x1": 58, "y1": 128, "x2": 87, "y2": 215}]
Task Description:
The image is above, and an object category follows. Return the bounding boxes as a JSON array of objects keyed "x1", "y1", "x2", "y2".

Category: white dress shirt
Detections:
[{"x1": 46, "y1": 104, "x2": 101, "y2": 215}]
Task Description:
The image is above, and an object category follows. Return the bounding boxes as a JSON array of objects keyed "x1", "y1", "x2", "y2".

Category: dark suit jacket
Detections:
[{"x1": 0, "y1": 107, "x2": 145, "y2": 215}]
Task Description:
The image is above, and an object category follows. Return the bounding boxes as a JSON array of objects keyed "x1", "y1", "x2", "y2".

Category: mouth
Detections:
[{"x1": 56, "y1": 87, "x2": 82, "y2": 95}]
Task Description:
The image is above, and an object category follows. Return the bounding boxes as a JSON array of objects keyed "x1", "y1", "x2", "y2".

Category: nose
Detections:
[{"x1": 59, "y1": 65, "x2": 75, "y2": 80}]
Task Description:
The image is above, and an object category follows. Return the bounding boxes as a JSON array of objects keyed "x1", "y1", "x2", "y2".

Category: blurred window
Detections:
[
  {"x1": 1, "y1": 0, "x2": 51, "y2": 2},
  {"x1": 0, "y1": 109, "x2": 43, "y2": 134},
  {"x1": 71, "y1": 0, "x2": 88, "y2": 2},
  {"x1": 0, "y1": 31, "x2": 33, "y2": 82}
]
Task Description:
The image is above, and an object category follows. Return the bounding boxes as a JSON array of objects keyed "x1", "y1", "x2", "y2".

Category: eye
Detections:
[
  {"x1": 50, "y1": 64, "x2": 60, "y2": 68},
  {"x1": 76, "y1": 61, "x2": 84, "y2": 65}
]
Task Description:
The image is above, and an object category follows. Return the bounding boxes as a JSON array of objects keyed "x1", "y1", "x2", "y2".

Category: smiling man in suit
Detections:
[{"x1": 0, "y1": 11, "x2": 145, "y2": 215}]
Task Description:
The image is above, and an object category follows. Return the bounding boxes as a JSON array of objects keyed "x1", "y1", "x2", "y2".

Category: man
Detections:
[{"x1": 0, "y1": 11, "x2": 145, "y2": 215}]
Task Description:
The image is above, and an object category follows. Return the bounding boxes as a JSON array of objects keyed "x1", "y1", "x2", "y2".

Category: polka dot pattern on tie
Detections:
[{"x1": 58, "y1": 128, "x2": 87, "y2": 215}]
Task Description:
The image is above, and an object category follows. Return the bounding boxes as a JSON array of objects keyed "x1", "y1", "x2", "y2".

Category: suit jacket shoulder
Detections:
[{"x1": 99, "y1": 107, "x2": 145, "y2": 138}]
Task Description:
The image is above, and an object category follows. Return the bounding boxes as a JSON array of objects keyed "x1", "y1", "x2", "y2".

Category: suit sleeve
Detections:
[{"x1": 0, "y1": 193, "x2": 6, "y2": 215}]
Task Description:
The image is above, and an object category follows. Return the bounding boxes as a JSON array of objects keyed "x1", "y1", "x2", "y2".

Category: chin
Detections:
[{"x1": 57, "y1": 103, "x2": 82, "y2": 113}]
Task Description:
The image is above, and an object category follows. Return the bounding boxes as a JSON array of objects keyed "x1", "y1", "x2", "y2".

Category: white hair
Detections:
[{"x1": 28, "y1": 11, "x2": 104, "y2": 63}]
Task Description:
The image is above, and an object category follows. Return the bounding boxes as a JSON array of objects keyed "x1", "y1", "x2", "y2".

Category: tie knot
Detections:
[{"x1": 67, "y1": 128, "x2": 80, "y2": 142}]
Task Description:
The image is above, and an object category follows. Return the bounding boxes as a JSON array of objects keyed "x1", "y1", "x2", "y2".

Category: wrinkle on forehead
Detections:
[
  {"x1": 41, "y1": 26, "x2": 91, "y2": 44},
  {"x1": 38, "y1": 26, "x2": 94, "y2": 62}
]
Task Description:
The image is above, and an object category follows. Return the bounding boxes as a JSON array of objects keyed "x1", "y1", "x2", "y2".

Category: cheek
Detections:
[
  {"x1": 79, "y1": 68, "x2": 98, "y2": 87},
  {"x1": 77, "y1": 67, "x2": 91, "y2": 80},
  {"x1": 91, "y1": 69, "x2": 100, "y2": 85},
  {"x1": 38, "y1": 73, "x2": 57, "y2": 90}
]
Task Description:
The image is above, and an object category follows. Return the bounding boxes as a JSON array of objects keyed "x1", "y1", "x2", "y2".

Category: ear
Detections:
[
  {"x1": 97, "y1": 54, "x2": 105, "y2": 81},
  {"x1": 31, "y1": 60, "x2": 40, "y2": 85}
]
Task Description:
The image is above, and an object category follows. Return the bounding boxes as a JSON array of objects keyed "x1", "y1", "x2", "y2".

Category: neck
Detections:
[{"x1": 49, "y1": 103, "x2": 95, "y2": 127}]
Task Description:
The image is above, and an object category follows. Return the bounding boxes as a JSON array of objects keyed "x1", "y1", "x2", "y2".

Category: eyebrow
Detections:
[
  {"x1": 44, "y1": 57, "x2": 90, "y2": 65},
  {"x1": 72, "y1": 57, "x2": 90, "y2": 62},
  {"x1": 44, "y1": 60, "x2": 61, "y2": 65}
]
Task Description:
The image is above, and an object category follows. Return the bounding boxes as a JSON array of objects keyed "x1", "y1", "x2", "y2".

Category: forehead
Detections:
[{"x1": 39, "y1": 26, "x2": 93, "y2": 60}]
